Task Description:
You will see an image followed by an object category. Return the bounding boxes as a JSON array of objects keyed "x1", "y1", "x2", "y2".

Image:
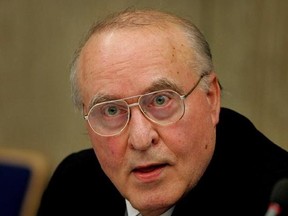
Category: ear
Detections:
[{"x1": 205, "y1": 72, "x2": 221, "y2": 126}]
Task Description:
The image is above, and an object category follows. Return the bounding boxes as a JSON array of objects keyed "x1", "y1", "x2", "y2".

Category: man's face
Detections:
[{"x1": 78, "y1": 26, "x2": 220, "y2": 214}]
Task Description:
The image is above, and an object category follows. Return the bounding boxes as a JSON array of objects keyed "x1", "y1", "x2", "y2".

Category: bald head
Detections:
[{"x1": 70, "y1": 8, "x2": 213, "y2": 110}]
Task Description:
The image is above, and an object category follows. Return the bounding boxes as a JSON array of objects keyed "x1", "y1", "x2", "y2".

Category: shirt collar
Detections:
[
  {"x1": 125, "y1": 199, "x2": 140, "y2": 216},
  {"x1": 125, "y1": 199, "x2": 175, "y2": 216}
]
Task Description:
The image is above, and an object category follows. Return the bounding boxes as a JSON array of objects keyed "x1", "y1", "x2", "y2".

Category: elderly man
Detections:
[{"x1": 37, "y1": 9, "x2": 288, "y2": 216}]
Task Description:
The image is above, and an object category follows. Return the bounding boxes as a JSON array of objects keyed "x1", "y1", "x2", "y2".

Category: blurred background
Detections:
[{"x1": 1, "y1": 0, "x2": 287, "y2": 175}]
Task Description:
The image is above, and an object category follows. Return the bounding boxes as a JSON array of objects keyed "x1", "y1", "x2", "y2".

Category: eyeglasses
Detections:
[{"x1": 84, "y1": 75, "x2": 205, "y2": 136}]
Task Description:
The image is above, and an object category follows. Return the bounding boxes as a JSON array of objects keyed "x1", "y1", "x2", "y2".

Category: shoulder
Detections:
[
  {"x1": 56, "y1": 148, "x2": 99, "y2": 172},
  {"x1": 172, "y1": 108, "x2": 288, "y2": 215},
  {"x1": 37, "y1": 148, "x2": 126, "y2": 215},
  {"x1": 216, "y1": 107, "x2": 288, "y2": 182},
  {"x1": 217, "y1": 107, "x2": 287, "y2": 152},
  {"x1": 218, "y1": 107, "x2": 256, "y2": 131},
  {"x1": 49, "y1": 148, "x2": 114, "y2": 191}
]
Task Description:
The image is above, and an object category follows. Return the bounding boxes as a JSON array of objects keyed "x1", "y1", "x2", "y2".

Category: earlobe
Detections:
[{"x1": 206, "y1": 73, "x2": 221, "y2": 126}]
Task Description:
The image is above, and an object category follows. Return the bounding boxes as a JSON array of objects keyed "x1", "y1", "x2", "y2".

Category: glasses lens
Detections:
[
  {"x1": 87, "y1": 100, "x2": 129, "y2": 136},
  {"x1": 139, "y1": 90, "x2": 185, "y2": 125},
  {"x1": 87, "y1": 90, "x2": 185, "y2": 136}
]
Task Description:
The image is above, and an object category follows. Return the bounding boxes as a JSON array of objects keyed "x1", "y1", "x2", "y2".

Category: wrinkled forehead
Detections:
[
  {"x1": 78, "y1": 26, "x2": 195, "y2": 107},
  {"x1": 80, "y1": 23, "x2": 192, "y2": 63},
  {"x1": 79, "y1": 26, "x2": 193, "y2": 76}
]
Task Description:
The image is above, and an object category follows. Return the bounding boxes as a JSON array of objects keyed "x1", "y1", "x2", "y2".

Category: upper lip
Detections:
[{"x1": 132, "y1": 163, "x2": 168, "y2": 173}]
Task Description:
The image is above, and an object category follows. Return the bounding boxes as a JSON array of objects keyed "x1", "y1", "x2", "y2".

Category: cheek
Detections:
[
  {"x1": 165, "y1": 116, "x2": 215, "y2": 185},
  {"x1": 163, "y1": 100, "x2": 216, "y2": 164},
  {"x1": 166, "y1": 127, "x2": 209, "y2": 158},
  {"x1": 87, "y1": 128, "x2": 126, "y2": 171}
]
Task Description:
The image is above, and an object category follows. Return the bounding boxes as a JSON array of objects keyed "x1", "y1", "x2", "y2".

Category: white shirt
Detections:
[{"x1": 125, "y1": 199, "x2": 175, "y2": 216}]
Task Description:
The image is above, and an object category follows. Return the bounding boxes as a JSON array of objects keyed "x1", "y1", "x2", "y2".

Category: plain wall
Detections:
[{"x1": 1, "y1": 0, "x2": 287, "y2": 173}]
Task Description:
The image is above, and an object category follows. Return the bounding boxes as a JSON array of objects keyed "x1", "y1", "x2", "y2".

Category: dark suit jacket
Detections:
[{"x1": 37, "y1": 108, "x2": 288, "y2": 215}]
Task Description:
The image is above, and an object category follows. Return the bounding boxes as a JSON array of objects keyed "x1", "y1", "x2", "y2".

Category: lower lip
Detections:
[{"x1": 133, "y1": 165, "x2": 166, "y2": 183}]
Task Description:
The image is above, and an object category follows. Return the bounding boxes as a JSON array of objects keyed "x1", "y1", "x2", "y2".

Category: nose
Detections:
[{"x1": 127, "y1": 106, "x2": 159, "y2": 151}]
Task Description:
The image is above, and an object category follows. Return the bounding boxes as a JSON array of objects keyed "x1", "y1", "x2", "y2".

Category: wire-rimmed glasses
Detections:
[{"x1": 84, "y1": 75, "x2": 205, "y2": 136}]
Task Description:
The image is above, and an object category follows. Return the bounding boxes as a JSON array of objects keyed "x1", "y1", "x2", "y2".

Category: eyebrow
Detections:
[
  {"x1": 88, "y1": 78, "x2": 183, "y2": 110},
  {"x1": 146, "y1": 78, "x2": 183, "y2": 94}
]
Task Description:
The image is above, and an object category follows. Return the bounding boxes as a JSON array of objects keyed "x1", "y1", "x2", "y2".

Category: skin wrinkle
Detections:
[
  {"x1": 86, "y1": 78, "x2": 183, "y2": 112},
  {"x1": 79, "y1": 27, "x2": 194, "y2": 109},
  {"x1": 78, "y1": 17, "x2": 220, "y2": 216}
]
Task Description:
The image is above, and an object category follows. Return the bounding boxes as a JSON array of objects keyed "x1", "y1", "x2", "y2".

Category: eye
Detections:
[
  {"x1": 150, "y1": 91, "x2": 177, "y2": 107},
  {"x1": 153, "y1": 94, "x2": 169, "y2": 106},
  {"x1": 101, "y1": 103, "x2": 127, "y2": 117},
  {"x1": 105, "y1": 105, "x2": 119, "y2": 116}
]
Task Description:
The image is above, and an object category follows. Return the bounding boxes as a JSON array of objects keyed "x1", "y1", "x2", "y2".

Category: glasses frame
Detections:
[{"x1": 84, "y1": 74, "x2": 206, "y2": 136}]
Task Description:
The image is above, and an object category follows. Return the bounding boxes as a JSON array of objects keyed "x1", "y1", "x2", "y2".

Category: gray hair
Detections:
[{"x1": 70, "y1": 8, "x2": 214, "y2": 110}]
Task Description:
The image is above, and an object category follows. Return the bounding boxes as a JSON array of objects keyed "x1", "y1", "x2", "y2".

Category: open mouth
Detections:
[{"x1": 133, "y1": 163, "x2": 167, "y2": 174}]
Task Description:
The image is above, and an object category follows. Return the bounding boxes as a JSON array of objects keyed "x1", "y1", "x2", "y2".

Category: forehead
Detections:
[{"x1": 78, "y1": 26, "x2": 195, "y2": 106}]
